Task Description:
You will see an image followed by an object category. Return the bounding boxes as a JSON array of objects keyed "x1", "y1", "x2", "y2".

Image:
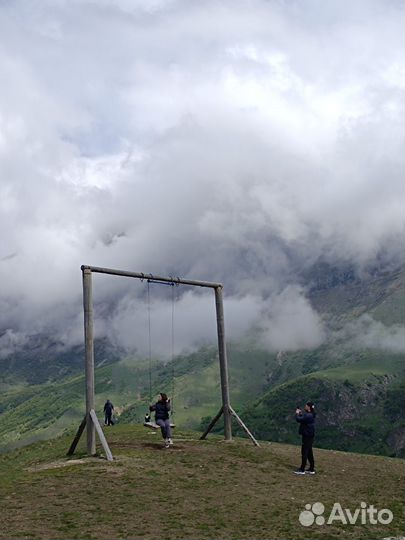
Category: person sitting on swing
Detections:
[{"x1": 150, "y1": 393, "x2": 173, "y2": 448}]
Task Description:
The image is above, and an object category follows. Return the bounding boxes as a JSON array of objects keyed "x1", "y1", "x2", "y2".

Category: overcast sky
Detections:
[{"x1": 0, "y1": 0, "x2": 403, "y2": 357}]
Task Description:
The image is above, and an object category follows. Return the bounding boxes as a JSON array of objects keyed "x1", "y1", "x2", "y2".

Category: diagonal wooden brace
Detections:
[
  {"x1": 67, "y1": 410, "x2": 114, "y2": 461},
  {"x1": 229, "y1": 405, "x2": 260, "y2": 447},
  {"x1": 200, "y1": 406, "x2": 224, "y2": 440}
]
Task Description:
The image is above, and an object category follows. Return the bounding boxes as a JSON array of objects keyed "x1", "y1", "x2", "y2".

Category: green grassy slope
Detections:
[
  {"x1": 0, "y1": 425, "x2": 403, "y2": 540},
  {"x1": 1, "y1": 267, "x2": 404, "y2": 456},
  {"x1": 1, "y1": 343, "x2": 403, "y2": 457},
  {"x1": 236, "y1": 356, "x2": 404, "y2": 456},
  {"x1": 0, "y1": 349, "x2": 229, "y2": 451},
  {"x1": 0, "y1": 358, "x2": 162, "y2": 451},
  {"x1": 119, "y1": 346, "x2": 276, "y2": 428}
]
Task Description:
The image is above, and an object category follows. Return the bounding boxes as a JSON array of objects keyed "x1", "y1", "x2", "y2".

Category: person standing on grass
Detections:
[
  {"x1": 150, "y1": 393, "x2": 173, "y2": 448},
  {"x1": 103, "y1": 399, "x2": 114, "y2": 426},
  {"x1": 294, "y1": 401, "x2": 316, "y2": 475}
]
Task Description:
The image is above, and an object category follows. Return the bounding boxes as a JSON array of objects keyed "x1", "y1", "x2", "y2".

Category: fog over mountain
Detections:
[{"x1": 0, "y1": 0, "x2": 403, "y2": 358}]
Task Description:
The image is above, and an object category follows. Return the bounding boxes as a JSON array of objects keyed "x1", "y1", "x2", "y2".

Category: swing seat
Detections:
[{"x1": 143, "y1": 421, "x2": 176, "y2": 430}]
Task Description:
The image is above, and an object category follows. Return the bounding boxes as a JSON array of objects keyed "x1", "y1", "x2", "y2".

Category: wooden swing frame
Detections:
[{"x1": 67, "y1": 265, "x2": 259, "y2": 461}]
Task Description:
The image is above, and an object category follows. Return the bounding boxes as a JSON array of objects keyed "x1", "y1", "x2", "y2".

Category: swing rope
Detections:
[
  {"x1": 147, "y1": 280, "x2": 152, "y2": 404},
  {"x1": 145, "y1": 277, "x2": 178, "y2": 418},
  {"x1": 171, "y1": 281, "x2": 176, "y2": 417},
  {"x1": 143, "y1": 278, "x2": 178, "y2": 430}
]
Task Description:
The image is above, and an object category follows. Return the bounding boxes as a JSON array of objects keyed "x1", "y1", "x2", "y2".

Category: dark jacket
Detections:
[
  {"x1": 296, "y1": 411, "x2": 316, "y2": 437},
  {"x1": 104, "y1": 401, "x2": 114, "y2": 413},
  {"x1": 150, "y1": 400, "x2": 171, "y2": 421}
]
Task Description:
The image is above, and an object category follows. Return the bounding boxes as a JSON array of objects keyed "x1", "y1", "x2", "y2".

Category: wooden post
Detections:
[
  {"x1": 214, "y1": 286, "x2": 232, "y2": 441},
  {"x1": 200, "y1": 406, "x2": 223, "y2": 440},
  {"x1": 83, "y1": 267, "x2": 96, "y2": 456}
]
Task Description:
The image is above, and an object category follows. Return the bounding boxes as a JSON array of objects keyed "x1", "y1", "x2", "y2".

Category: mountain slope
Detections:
[
  {"x1": 0, "y1": 425, "x2": 403, "y2": 540},
  {"x1": 0, "y1": 266, "x2": 404, "y2": 456},
  {"x1": 236, "y1": 355, "x2": 404, "y2": 456}
]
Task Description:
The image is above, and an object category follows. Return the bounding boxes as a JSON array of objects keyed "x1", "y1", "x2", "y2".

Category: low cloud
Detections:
[
  {"x1": 99, "y1": 285, "x2": 324, "y2": 358},
  {"x1": 257, "y1": 286, "x2": 325, "y2": 352},
  {"x1": 337, "y1": 315, "x2": 405, "y2": 353},
  {"x1": 0, "y1": 329, "x2": 29, "y2": 359},
  {"x1": 0, "y1": 0, "x2": 403, "y2": 356}
]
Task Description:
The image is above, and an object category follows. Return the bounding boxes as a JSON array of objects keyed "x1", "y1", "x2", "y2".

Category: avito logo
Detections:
[{"x1": 299, "y1": 502, "x2": 393, "y2": 527}]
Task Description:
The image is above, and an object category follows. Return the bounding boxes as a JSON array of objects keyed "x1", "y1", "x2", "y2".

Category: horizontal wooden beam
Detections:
[{"x1": 81, "y1": 265, "x2": 222, "y2": 289}]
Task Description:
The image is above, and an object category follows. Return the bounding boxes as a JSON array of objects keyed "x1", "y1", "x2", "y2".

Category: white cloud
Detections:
[
  {"x1": 0, "y1": 329, "x2": 29, "y2": 359},
  {"x1": 336, "y1": 315, "x2": 405, "y2": 353},
  {"x1": 257, "y1": 286, "x2": 325, "y2": 351},
  {"x1": 0, "y1": 0, "x2": 403, "y2": 353},
  {"x1": 97, "y1": 286, "x2": 324, "y2": 358}
]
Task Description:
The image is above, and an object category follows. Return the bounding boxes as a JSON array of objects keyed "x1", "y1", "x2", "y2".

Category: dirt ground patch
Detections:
[{"x1": 25, "y1": 458, "x2": 95, "y2": 472}]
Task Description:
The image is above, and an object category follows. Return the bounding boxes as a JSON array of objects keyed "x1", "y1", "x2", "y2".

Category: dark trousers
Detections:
[
  {"x1": 105, "y1": 412, "x2": 114, "y2": 426},
  {"x1": 301, "y1": 436, "x2": 315, "y2": 471}
]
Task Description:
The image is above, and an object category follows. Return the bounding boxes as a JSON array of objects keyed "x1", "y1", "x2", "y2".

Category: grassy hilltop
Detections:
[{"x1": 0, "y1": 425, "x2": 404, "y2": 540}]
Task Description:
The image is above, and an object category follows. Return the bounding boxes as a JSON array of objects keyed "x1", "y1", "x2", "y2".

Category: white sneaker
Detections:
[
  {"x1": 168, "y1": 438, "x2": 173, "y2": 446},
  {"x1": 164, "y1": 439, "x2": 170, "y2": 448}
]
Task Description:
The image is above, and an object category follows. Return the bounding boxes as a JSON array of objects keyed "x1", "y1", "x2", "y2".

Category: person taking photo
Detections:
[{"x1": 294, "y1": 401, "x2": 316, "y2": 475}]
